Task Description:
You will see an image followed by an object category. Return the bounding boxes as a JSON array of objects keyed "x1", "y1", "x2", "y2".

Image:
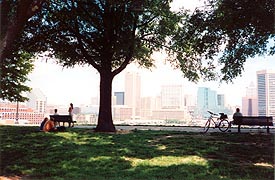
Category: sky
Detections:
[{"x1": 27, "y1": 0, "x2": 275, "y2": 107}]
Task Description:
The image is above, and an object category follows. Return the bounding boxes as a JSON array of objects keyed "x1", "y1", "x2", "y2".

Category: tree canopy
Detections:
[
  {"x1": 1, "y1": 0, "x2": 274, "y2": 131},
  {"x1": 171, "y1": 0, "x2": 274, "y2": 81},
  {"x1": 19, "y1": 0, "x2": 190, "y2": 131}
]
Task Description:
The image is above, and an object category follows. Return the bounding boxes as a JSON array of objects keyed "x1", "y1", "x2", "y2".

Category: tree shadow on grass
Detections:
[{"x1": 0, "y1": 126, "x2": 274, "y2": 180}]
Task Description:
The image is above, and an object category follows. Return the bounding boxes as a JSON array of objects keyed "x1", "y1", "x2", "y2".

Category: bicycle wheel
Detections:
[
  {"x1": 218, "y1": 119, "x2": 229, "y2": 132},
  {"x1": 203, "y1": 119, "x2": 211, "y2": 133}
]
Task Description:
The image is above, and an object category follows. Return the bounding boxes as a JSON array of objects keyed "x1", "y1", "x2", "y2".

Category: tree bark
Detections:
[{"x1": 95, "y1": 71, "x2": 116, "y2": 132}]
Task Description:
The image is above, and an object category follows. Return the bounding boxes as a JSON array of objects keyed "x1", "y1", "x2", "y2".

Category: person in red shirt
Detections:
[{"x1": 43, "y1": 118, "x2": 57, "y2": 132}]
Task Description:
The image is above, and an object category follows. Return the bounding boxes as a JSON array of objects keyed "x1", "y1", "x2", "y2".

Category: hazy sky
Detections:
[{"x1": 27, "y1": 0, "x2": 275, "y2": 107}]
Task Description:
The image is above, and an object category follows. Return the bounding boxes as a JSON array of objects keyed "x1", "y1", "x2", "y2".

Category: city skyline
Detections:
[{"x1": 27, "y1": 52, "x2": 274, "y2": 107}]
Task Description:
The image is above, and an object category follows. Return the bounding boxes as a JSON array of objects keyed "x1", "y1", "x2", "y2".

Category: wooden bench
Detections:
[
  {"x1": 233, "y1": 116, "x2": 273, "y2": 133},
  {"x1": 50, "y1": 115, "x2": 76, "y2": 127}
]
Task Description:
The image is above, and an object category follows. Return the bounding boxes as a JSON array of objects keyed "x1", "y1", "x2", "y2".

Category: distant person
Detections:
[
  {"x1": 233, "y1": 108, "x2": 243, "y2": 125},
  {"x1": 54, "y1": 109, "x2": 59, "y2": 115},
  {"x1": 68, "y1": 103, "x2": 74, "y2": 127},
  {"x1": 68, "y1": 103, "x2": 73, "y2": 116},
  {"x1": 43, "y1": 117, "x2": 57, "y2": 132},
  {"x1": 233, "y1": 108, "x2": 243, "y2": 118},
  {"x1": 39, "y1": 117, "x2": 48, "y2": 131}
]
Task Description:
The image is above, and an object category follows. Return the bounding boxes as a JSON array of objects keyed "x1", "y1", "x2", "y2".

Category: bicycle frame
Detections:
[{"x1": 203, "y1": 111, "x2": 230, "y2": 133}]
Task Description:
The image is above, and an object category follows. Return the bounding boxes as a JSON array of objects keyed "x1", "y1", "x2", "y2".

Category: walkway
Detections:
[{"x1": 77, "y1": 125, "x2": 275, "y2": 134}]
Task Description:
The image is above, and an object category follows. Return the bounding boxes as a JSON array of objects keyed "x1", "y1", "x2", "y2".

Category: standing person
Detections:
[
  {"x1": 54, "y1": 109, "x2": 59, "y2": 115},
  {"x1": 68, "y1": 103, "x2": 73, "y2": 116},
  {"x1": 68, "y1": 103, "x2": 74, "y2": 127}
]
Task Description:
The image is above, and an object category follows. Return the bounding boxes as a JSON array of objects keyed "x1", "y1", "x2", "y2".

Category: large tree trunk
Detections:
[{"x1": 95, "y1": 71, "x2": 116, "y2": 132}]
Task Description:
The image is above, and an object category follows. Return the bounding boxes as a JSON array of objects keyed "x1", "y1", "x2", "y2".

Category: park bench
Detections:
[
  {"x1": 50, "y1": 115, "x2": 76, "y2": 127},
  {"x1": 233, "y1": 116, "x2": 273, "y2": 133}
]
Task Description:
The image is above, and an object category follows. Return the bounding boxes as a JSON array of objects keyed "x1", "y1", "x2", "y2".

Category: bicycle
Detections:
[{"x1": 203, "y1": 111, "x2": 230, "y2": 133}]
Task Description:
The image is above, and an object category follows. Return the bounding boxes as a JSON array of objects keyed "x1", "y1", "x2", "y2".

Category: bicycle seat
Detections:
[{"x1": 219, "y1": 113, "x2": 228, "y2": 119}]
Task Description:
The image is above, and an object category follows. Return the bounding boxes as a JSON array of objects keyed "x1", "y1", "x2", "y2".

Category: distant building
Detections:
[
  {"x1": 0, "y1": 102, "x2": 44, "y2": 124},
  {"x1": 26, "y1": 88, "x2": 47, "y2": 113},
  {"x1": 184, "y1": 94, "x2": 196, "y2": 107},
  {"x1": 114, "y1": 92, "x2": 125, "y2": 105},
  {"x1": 140, "y1": 97, "x2": 155, "y2": 119},
  {"x1": 242, "y1": 82, "x2": 258, "y2": 116},
  {"x1": 161, "y1": 85, "x2": 183, "y2": 109},
  {"x1": 113, "y1": 106, "x2": 132, "y2": 121},
  {"x1": 257, "y1": 70, "x2": 275, "y2": 116},
  {"x1": 217, "y1": 94, "x2": 225, "y2": 109},
  {"x1": 124, "y1": 72, "x2": 141, "y2": 119},
  {"x1": 197, "y1": 87, "x2": 217, "y2": 111},
  {"x1": 152, "y1": 109, "x2": 185, "y2": 120}
]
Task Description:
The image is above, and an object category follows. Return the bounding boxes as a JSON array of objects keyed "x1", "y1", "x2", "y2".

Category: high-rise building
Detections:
[
  {"x1": 217, "y1": 94, "x2": 225, "y2": 109},
  {"x1": 242, "y1": 82, "x2": 258, "y2": 116},
  {"x1": 160, "y1": 85, "x2": 183, "y2": 109},
  {"x1": 124, "y1": 72, "x2": 141, "y2": 119},
  {"x1": 197, "y1": 87, "x2": 217, "y2": 111},
  {"x1": 114, "y1": 92, "x2": 125, "y2": 105},
  {"x1": 26, "y1": 88, "x2": 47, "y2": 113},
  {"x1": 257, "y1": 70, "x2": 275, "y2": 116}
]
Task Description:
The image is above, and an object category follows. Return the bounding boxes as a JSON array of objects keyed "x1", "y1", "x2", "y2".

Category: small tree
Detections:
[
  {"x1": 0, "y1": 52, "x2": 34, "y2": 102},
  {"x1": 16, "y1": 0, "x2": 275, "y2": 132}
]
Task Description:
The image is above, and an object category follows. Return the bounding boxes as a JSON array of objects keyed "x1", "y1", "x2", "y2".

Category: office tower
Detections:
[
  {"x1": 114, "y1": 92, "x2": 125, "y2": 105},
  {"x1": 184, "y1": 94, "x2": 196, "y2": 107},
  {"x1": 197, "y1": 87, "x2": 217, "y2": 111},
  {"x1": 217, "y1": 94, "x2": 225, "y2": 108},
  {"x1": 242, "y1": 82, "x2": 258, "y2": 116},
  {"x1": 257, "y1": 70, "x2": 275, "y2": 116},
  {"x1": 26, "y1": 88, "x2": 47, "y2": 113},
  {"x1": 124, "y1": 72, "x2": 141, "y2": 119},
  {"x1": 161, "y1": 85, "x2": 183, "y2": 109}
]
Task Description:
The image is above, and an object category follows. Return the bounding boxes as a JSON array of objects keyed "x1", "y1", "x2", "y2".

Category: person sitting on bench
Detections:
[
  {"x1": 233, "y1": 108, "x2": 243, "y2": 124},
  {"x1": 233, "y1": 108, "x2": 243, "y2": 118}
]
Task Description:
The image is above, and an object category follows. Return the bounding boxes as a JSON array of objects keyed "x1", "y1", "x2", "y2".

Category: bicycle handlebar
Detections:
[{"x1": 207, "y1": 110, "x2": 219, "y2": 116}]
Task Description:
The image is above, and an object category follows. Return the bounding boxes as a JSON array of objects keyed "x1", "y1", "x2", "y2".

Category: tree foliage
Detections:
[
  {"x1": 0, "y1": 0, "x2": 45, "y2": 60},
  {"x1": 0, "y1": 52, "x2": 34, "y2": 102},
  {"x1": 171, "y1": 0, "x2": 274, "y2": 82},
  {"x1": 0, "y1": 0, "x2": 45, "y2": 102},
  {"x1": 20, "y1": 0, "x2": 186, "y2": 131}
]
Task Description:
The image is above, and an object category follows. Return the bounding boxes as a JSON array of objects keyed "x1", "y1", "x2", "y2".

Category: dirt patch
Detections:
[{"x1": 0, "y1": 176, "x2": 22, "y2": 180}]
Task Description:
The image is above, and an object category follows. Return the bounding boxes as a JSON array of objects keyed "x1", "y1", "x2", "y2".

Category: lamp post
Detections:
[{"x1": 15, "y1": 101, "x2": 19, "y2": 124}]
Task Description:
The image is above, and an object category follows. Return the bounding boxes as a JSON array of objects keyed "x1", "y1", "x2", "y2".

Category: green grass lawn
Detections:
[{"x1": 0, "y1": 126, "x2": 274, "y2": 180}]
